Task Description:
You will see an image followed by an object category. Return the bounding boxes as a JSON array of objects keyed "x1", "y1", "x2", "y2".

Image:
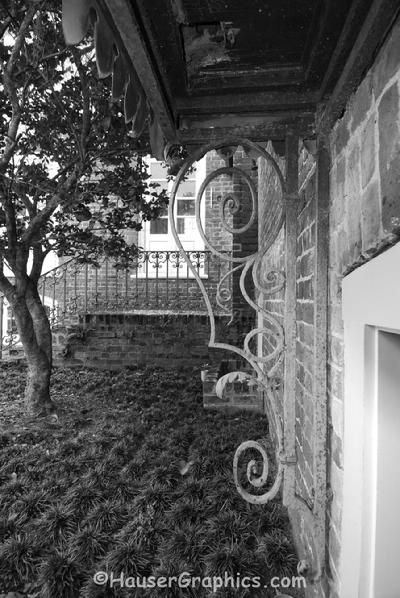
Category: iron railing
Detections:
[{"x1": 0, "y1": 249, "x2": 232, "y2": 358}]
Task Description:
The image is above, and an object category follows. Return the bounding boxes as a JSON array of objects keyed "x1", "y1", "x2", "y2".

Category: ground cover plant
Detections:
[{"x1": 0, "y1": 363, "x2": 301, "y2": 597}]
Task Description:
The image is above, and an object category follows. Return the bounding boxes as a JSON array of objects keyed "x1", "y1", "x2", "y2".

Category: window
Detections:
[
  {"x1": 150, "y1": 218, "x2": 168, "y2": 234},
  {"x1": 177, "y1": 199, "x2": 195, "y2": 215},
  {"x1": 177, "y1": 218, "x2": 185, "y2": 234},
  {"x1": 178, "y1": 180, "x2": 195, "y2": 196}
]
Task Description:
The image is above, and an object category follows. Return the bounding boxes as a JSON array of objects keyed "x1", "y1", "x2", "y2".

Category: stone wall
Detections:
[
  {"x1": 256, "y1": 15, "x2": 400, "y2": 598},
  {"x1": 326, "y1": 15, "x2": 400, "y2": 595},
  {"x1": 259, "y1": 17, "x2": 400, "y2": 598}
]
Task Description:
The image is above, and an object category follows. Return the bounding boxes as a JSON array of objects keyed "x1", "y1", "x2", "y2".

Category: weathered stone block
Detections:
[
  {"x1": 350, "y1": 72, "x2": 373, "y2": 132},
  {"x1": 330, "y1": 396, "x2": 344, "y2": 439},
  {"x1": 360, "y1": 115, "x2": 376, "y2": 188},
  {"x1": 329, "y1": 463, "x2": 343, "y2": 527},
  {"x1": 333, "y1": 113, "x2": 350, "y2": 158},
  {"x1": 361, "y1": 180, "x2": 382, "y2": 251},
  {"x1": 328, "y1": 521, "x2": 342, "y2": 575},
  {"x1": 330, "y1": 429, "x2": 343, "y2": 469},
  {"x1": 327, "y1": 363, "x2": 344, "y2": 401},
  {"x1": 331, "y1": 156, "x2": 346, "y2": 228},
  {"x1": 329, "y1": 335, "x2": 343, "y2": 368},
  {"x1": 337, "y1": 227, "x2": 350, "y2": 274},
  {"x1": 297, "y1": 321, "x2": 314, "y2": 350},
  {"x1": 378, "y1": 83, "x2": 400, "y2": 233},
  {"x1": 330, "y1": 313, "x2": 343, "y2": 345},
  {"x1": 296, "y1": 301, "x2": 314, "y2": 325},
  {"x1": 345, "y1": 143, "x2": 362, "y2": 263}
]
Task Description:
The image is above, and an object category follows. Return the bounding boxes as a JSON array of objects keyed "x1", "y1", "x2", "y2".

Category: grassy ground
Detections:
[{"x1": 0, "y1": 363, "x2": 301, "y2": 598}]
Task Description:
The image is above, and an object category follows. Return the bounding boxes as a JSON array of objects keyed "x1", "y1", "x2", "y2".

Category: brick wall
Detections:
[
  {"x1": 205, "y1": 148, "x2": 258, "y2": 317},
  {"x1": 326, "y1": 15, "x2": 400, "y2": 595},
  {"x1": 295, "y1": 159, "x2": 316, "y2": 508},
  {"x1": 53, "y1": 312, "x2": 252, "y2": 371},
  {"x1": 258, "y1": 142, "x2": 318, "y2": 509},
  {"x1": 256, "y1": 15, "x2": 400, "y2": 598},
  {"x1": 204, "y1": 150, "x2": 233, "y2": 254}
]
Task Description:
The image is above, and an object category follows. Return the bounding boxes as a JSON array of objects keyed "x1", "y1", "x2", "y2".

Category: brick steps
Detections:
[{"x1": 202, "y1": 359, "x2": 263, "y2": 413}]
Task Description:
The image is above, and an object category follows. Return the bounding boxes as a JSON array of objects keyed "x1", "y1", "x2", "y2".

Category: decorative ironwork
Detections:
[
  {"x1": 0, "y1": 250, "x2": 231, "y2": 358},
  {"x1": 168, "y1": 138, "x2": 287, "y2": 504}
]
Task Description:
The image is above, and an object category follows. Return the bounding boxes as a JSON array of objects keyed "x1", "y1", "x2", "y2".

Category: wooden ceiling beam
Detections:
[
  {"x1": 176, "y1": 91, "x2": 318, "y2": 116},
  {"x1": 187, "y1": 65, "x2": 305, "y2": 92},
  {"x1": 177, "y1": 114, "x2": 315, "y2": 145}
]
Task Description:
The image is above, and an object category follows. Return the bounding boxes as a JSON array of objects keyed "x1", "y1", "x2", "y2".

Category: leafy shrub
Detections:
[
  {"x1": 0, "y1": 365, "x2": 298, "y2": 596},
  {"x1": 37, "y1": 551, "x2": 86, "y2": 598},
  {"x1": 68, "y1": 527, "x2": 110, "y2": 564},
  {"x1": 106, "y1": 537, "x2": 153, "y2": 576},
  {"x1": 0, "y1": 534, "x2": 39, "y2": 586}
]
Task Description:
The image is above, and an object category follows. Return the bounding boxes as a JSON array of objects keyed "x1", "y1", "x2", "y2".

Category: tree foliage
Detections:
[
  {"x1": 0, "y1": 0, "x2": 168, "y2": 289},
  {"x1": 0, "y1": 0, "x2": 169, "y2": 412}
]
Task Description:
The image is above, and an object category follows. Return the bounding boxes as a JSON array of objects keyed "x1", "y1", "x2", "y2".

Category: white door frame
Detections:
[{"x1": 341, "y1": 241, "x2": 400, "y2": 598}]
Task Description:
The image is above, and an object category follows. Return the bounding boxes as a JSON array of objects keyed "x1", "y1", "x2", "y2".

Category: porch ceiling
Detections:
[{"x1": 63, "y1": 0, "x2": 400, "y2": 155}]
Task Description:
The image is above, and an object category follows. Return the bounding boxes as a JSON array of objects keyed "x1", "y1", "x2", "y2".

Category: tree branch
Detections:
[
  {"x1": 0, "y1": 178, "x2": 18, "y2": 264},
  {"x1": 70, "y1": 47, "x2": 91, "y2": 165},
  {"x1": 21, "y1": 168, "x2": 80, "y2": 246},
  {"x1": 29, "y1": 244, "x2": 45, "y2": 283},
  {"x1": 0, "y1": 4, "x2": 38, "y2": 171}
]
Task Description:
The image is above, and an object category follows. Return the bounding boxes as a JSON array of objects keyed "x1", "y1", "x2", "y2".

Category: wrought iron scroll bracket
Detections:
[
  {"x1": 168, "y1": 138, "x2": 288, "y2": 506},
  {"x1": 168, "y1": 136, "x2": 328, "y2": 586}
]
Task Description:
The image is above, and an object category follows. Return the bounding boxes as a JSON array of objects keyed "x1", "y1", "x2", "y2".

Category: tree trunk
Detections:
[
  {"x1": 12, "y1": 286, "x2": 55, "y2": 415},
  {"x1": 24, "y1": 350, "x2": 53, "y2": 415}
]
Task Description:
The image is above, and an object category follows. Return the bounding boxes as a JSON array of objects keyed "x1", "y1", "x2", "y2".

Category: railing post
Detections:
[
  {"x1": 176, "y1": 252, "x2": 180, "y2": 303},
  {"x1": 73, "y1": 264, "x2": 78, "y2": 312},
  {"x1": 84, "y1": 263, "x2": 88, "y2": 313},
  {"x1": 166, "y1": 251, "x2": 170, "y2": 306},
  {"x1": 145, "y1": 253, "x2": 149, "y2": 306},
  {"x1": 135, "y1": 253, "x2": 139, "y2": 307},
  {"x1": 186, "y1": 252, "x2": 190, "y2": 304},
  {"x1": 0, "y1": 295, "x2": 3, "y2": 361},
  {"x1": 52, "y1": 275, "x2": 57, "y2": 325},
  {"x1": 125, "y1": 267, "x2": 128, "y2": 308},
  {"x1": 155, "y1": 251, "x2": 159, "y2": 309},
  {"x1": 105, "y1": 257, "x2": 109, "y2": 308},
  {"x1": 63, "y1": 265, "x2": 67, "y2": 318},
  {"x1": 95, "y1": 266, "x2": 99, "y2": 309},
  {"x1": 115, "y1": 265, "x2": 119, "y2": 307}
]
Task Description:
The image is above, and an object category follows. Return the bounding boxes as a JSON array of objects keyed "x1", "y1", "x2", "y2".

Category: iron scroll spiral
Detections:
[
  {"x1": 233, "y1": 440, "x2": 284, "y2": 504},
  {"x1": 168, "y1": 138, "x2": 286, "y2": 504}
]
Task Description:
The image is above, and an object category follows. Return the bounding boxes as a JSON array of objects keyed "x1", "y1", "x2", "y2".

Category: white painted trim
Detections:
[{"x1": 341, "y1": 241, "x2": 400, "y2": 598}]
